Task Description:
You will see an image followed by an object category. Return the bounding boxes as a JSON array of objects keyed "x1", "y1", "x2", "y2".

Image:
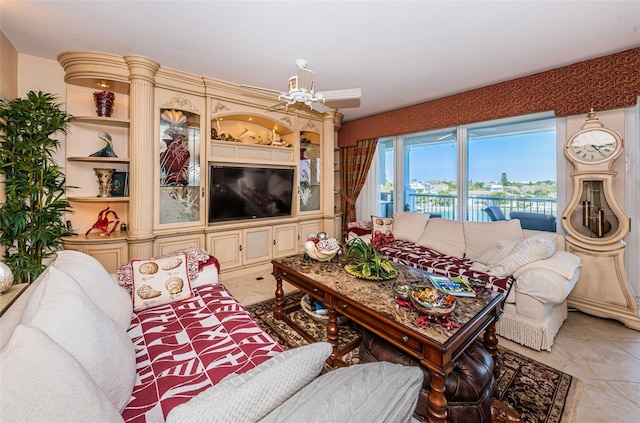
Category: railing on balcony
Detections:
[{"x1": 380, "y1": 193, "x2": 557, "y2": 222}]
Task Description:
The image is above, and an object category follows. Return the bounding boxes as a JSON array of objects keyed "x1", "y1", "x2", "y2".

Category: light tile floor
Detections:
[{"x1": 222, "y1": 270, "x2": 640, "y2": 423}]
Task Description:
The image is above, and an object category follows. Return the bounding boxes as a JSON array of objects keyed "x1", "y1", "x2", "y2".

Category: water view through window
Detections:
[{"x1": 378, "y1": 114, "x2": 557, "y2": 228}]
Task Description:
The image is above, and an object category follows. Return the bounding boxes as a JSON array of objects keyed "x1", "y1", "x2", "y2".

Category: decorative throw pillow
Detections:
[
  {"x1": 131, "y1": 253, "x2": 193, "y2": 311},
  {"x1": 347, "y1": 220, "x2": 373, "y2": 231},
  {"x1": 166, "y1": 342, "x2": 332, "y2": 423},
  {"x1": 392, "y1": 211, "x2": 430, "y2": 243},
  {"x1": 486, "y1": 233, "x2": 558, "y2": 277},
  {"x1": 116, "y1": 247, "x2": 212, "y2": 293},
  {"x1": 371, "y1": 215, "x2": 394, "y2": 237},
  {"x1": 371, "y1": 232, "x2": 396, "y2": 250},
  {"x1": 470, "y1": 236, "x2": 522, "y2": 272},
  {"x1": 0, "y1": 325, "x2": 123, "y2": 422}
]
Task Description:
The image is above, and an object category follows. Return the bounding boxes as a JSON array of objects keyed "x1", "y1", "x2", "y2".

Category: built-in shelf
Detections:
[
  {"x1": 68, "y1": 157, "x2": 130, "y2": 163},
  {"x1": 62, "y1": 230, "x2": 128, "y2": 243},
  {"x1": 74, "y1": 116, "x2": 130, "y2": 127},
  {"x1": 67, "y1": 196, "x2": 129, "y2": 203}
]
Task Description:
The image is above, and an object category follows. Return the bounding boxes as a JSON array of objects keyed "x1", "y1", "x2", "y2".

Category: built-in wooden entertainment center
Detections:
[{"x1": 58, "y1": 52, "x2": 342, "y2": 276}]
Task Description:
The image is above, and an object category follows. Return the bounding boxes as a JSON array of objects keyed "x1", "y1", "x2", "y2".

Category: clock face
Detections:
[{"x1": 569, "y1": 129, "x2": 618, "y2": 162}]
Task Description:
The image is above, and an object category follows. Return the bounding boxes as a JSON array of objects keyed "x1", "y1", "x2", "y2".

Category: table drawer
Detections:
[{"x1": 335, "y1": 299, "x2": 422, "y2": 352}]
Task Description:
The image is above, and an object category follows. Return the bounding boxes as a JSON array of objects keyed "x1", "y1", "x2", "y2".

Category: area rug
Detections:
[{"x1": 246, "y1": 291, "x2": 578, "y2": 423}]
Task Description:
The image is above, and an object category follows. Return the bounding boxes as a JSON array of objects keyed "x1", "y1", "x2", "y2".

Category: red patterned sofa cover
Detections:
[
  {"x1": 122, "y1": 283, "x2": 283, "y2": 422},
  {"x1": 378, "y1": 240, "x2": 513, "y2": 295}
]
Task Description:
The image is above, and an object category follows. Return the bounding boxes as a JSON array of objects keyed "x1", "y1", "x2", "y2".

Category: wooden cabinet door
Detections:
[
  {"x1": 207, "y1": 230, "x2": 242, "y2": 270},
  {"x1": 273, "y1": 224, "x2": 298, "y2": 258},
  {"x1": 243, "y1": 227, "x2": 273, "y2": 265}
]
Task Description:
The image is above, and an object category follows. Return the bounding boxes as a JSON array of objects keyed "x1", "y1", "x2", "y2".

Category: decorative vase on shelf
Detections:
[
  {"x1": 160, "y1": 133, "x2": 190, "y2": 186},
  {"x1": 93, "y1": 91, "x2": 115, "y2": 117},
  {"x1": 94, "y1": 168, "x2": 116, "y2": 197}
]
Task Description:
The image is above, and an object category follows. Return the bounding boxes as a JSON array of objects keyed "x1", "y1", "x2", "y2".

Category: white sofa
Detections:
[
  {"x1": 0, "y1": 250, "x2": 423, "y2": 423},
  {"x1": 347, "y1": 212, "x2": 581, "y2": 351}
]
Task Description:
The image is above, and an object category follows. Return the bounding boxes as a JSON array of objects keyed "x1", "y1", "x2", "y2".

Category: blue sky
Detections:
[{"x1": 390, "y1": 132, "x2": 557, "y2": 183}]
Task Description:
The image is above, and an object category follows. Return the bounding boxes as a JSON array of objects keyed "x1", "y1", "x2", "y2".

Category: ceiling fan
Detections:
[{"x1": 244, "y1": 59, "x2": 361, "y2": 113}]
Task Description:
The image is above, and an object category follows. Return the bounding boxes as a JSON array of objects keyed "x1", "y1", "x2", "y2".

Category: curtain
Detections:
[
  {"x1": 340, "y1": 138, "x2": 378, "y2": 231},
  {"x1": 355, "y1": 145, "x2": 379, "y2": 221}
]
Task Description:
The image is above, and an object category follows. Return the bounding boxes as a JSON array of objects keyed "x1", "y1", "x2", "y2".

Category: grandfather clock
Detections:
[{"x1": 562, "y1": 110, "x2": 639, "y2": 330}]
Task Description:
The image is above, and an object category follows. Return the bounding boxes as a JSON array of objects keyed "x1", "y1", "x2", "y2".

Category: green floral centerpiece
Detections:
[{"x1": 343, "y1": 238, "x2": 398, "y2": 281}]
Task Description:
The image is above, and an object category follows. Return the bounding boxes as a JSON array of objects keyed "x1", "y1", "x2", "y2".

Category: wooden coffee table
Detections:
[{"x1": 272, "y1": 255, "x2": 504, "y2": 423}]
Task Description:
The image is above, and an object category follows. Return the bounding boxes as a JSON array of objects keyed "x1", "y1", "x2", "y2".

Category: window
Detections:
[
  {"x1": 401, "y1": 129, "x2": 457, "y2": 218},
  {"x1": 372, "y1": 113, "x2": 557, "y2": 231},
  {"x1": 467, "y1": 116, "x2": 557, "y2": 223},
  {"x1": 378, "y1": 138, "x2": 394, "y2": 217}
]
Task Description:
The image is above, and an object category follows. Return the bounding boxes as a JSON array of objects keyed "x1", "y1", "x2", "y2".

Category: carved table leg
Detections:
[
  {"x1": 427, "y1": 371, "x2": 447, "y2": 423},
  {"x1": 273, "y1": 272, "x2": 284, "y2": 320},
  {"x1": 484, "y1": 320, "x2": 522, "y2": 422},
  {"x1": 327, "y1": 304, "x2": 339, "y2": 365},
  {"x1": 484, "y1": 320, "x2": 499, "y2": 373}
]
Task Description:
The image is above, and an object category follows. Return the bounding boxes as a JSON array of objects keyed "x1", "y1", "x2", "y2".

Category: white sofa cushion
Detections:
[
  {"x1": 513, "y1": 250, "x2": 581, "y2": 280},
  {"x1": 20, "y1": 267, "x2": 136, "y2": 411},
  {"x1": 0, "y1": 325, "x2": 123, "y2": 423},
  {"x1": 261, "y1": 362, "x2": 423, "y2": 423},
  {"x1": 486, "y1": 233, "x2": 557, "y2": 277},
  {"x1": 167, "y1": 342, "x2": 332, "y2": 423},
  {"x1": 392, "y1": 211, "x2": 430, "y2": 243},
  {"x1": 470, "y1": 236, "x2": 522, "y2": 272},
  {"x1": 463, "y1": 220, "x2": 523, "y2": 261},
  {"x1": 52, "y1": 250, "x2": 133, "y2": 330},
  {"x1": 516, "y1": 266, "x2": 579, "y2": 304},
  {"x1": 416, "y1": 218, "x2": 465, "y2": 258}
]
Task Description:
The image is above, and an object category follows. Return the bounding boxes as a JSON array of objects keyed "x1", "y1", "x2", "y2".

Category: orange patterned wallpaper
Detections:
[{"x1": 338, "y1": 47, "x2": 640, "y2": 147}]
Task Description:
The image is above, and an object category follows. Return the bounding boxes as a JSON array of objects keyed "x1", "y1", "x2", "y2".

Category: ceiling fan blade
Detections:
[
  {"x1": 266, "y1": 100, "x2": 289, "y2": 111},
  {"x1": 309, "y1": 101, "x2": 330, "y2": 113},
  {"x1": 317, "y1": 88, "x2": 362, "y2": 108},
  {"x1": 297, "y1": 66, "x2": 314, "y2": 92}
]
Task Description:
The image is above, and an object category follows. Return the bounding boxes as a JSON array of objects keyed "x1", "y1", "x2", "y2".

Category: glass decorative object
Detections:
[
  {"x1": 0, "y1": 262, "x2": 14, "y2": 294},
  {"x1": 93, "y1": 91, "x2": 115, "y2": 117}
]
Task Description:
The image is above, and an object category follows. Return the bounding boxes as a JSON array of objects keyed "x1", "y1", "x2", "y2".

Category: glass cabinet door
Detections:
[
  {"x1": 158, "y1": 108, "x2": 201, "y2": 225},
  {"x1": 299, "y1": 131, "x2": 321, "y2": 212}
]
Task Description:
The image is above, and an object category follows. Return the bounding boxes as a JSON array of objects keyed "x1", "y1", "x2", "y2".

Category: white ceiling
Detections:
[{"x1": 2, "y1": 1, "x2": 639, "y2": 122}]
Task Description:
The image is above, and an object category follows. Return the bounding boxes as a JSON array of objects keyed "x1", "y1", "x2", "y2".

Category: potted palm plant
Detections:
[{"x1": 0, "y1": 91, "x2": 74, "y2": 283}]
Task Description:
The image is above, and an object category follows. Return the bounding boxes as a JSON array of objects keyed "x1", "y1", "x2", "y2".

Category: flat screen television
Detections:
[{"x1": 208, "y1": 164, "x2": 295, "y2": 223}]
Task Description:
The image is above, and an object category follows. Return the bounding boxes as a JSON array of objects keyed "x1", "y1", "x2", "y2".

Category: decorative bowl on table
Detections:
[
  {"x1": 392, "y1": 282, "x2": 412, "y2": 300},
  {"x1": 305, "y1": 246, "x2": 339, "y2": 261},
  {"x1": 304, "y1": 236, "x2": 340, "y2": 261},
  {"x1": 409, "y1": 287, "x2": 456, "y2": 315}
]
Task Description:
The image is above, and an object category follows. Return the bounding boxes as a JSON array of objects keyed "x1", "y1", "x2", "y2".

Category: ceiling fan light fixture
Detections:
[{"x1": 259, "y1": 59, "x2": 361, "y2": 114}]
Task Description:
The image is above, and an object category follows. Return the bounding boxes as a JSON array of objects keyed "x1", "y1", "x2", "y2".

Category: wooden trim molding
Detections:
[{"x1": 338, "y1": 47, "x2": 640, "y2": 147}]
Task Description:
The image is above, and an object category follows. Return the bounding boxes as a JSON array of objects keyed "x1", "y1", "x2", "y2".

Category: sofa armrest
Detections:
[
  {"x1": 515, "y1": 266, "x2": 580, "y2": 304},
  {"x1": 513, "y1": 251, "x2": 581, "y2": 280}
]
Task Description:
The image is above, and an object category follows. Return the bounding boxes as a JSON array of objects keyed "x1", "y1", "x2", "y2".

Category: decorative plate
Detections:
[{"x1": 344, "y1": 264, "x2": 398, "y2": 281}]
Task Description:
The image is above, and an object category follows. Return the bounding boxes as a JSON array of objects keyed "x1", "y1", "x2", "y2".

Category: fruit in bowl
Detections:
[{"x1": 304, "y1": 235, "x2": 340, "y2": 261}]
